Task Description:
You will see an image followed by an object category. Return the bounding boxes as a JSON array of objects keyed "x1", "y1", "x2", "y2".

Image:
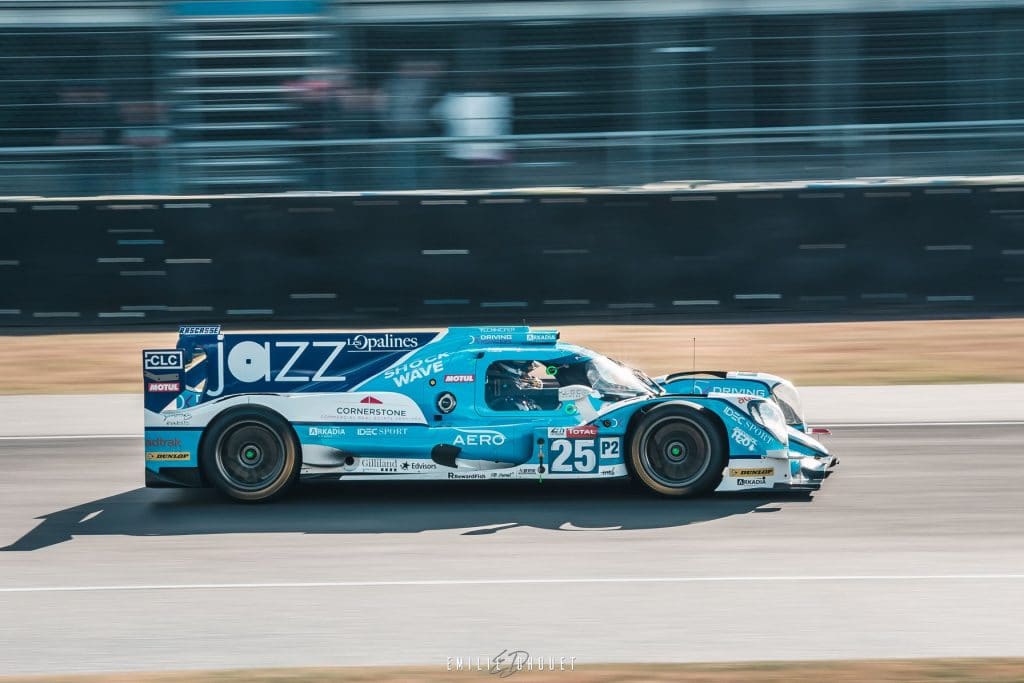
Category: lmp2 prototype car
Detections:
[{"x1": 143, "y1": 326, "x2": 836, "y2": 502}]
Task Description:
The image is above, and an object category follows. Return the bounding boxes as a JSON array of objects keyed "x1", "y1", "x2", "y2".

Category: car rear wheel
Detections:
[
  {"x1": 628, "y1": 406, "x2": 725, "y2": 497},
  {"x1": 202, "y1": 408, "x2": 300, "y2": 502}
]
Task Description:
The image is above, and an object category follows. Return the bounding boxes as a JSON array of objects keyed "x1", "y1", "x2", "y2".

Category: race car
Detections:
[{"x1": 143, "y1": 325, "x2": 836, "y2": 502}]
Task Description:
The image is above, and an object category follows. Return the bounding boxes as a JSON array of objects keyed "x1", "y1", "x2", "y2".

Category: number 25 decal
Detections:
[{"x1": 550, "y1": 439, "x2": 597, "y2": 473}]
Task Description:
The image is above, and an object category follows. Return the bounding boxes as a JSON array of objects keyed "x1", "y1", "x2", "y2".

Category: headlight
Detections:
[{"x1": 749, "y1": 399, "x2": 788, "y2": 444}]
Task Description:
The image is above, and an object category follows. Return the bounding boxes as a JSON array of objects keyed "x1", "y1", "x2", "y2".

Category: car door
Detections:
[{"x1": 473, "y1": 353, "x2": 576, "y2": 465}]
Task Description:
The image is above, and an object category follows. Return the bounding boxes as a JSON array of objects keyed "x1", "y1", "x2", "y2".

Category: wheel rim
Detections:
[
  {"x1": 639, "y1": 416, "x2": 712, "y2": 489},
  {"x1": 214, "y1": 420, "x2": 287, "y2": 492}
]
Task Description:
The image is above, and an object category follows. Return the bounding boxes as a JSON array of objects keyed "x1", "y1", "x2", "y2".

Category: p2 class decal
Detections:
[{"x1": 200, "y1": 332, "x2": 439, "y2": 399}]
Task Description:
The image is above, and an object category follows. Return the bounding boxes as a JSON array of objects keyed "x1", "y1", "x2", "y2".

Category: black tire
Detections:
[
  {"x1": 201, "y1": 407, "x2": 300, "y2": 502},
  {"x1": 628, "y1": 405, "x2": 726, "y2": 497}
]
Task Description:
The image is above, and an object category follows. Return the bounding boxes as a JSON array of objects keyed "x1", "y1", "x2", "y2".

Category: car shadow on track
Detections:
[{"x1": 2, "y1": 480, "x2": 814, "y2": 551}]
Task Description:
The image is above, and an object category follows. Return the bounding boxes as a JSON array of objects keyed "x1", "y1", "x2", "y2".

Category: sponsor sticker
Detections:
[
  {"x1": 178, "y1": 325, "x2": 220, "y2": 335},
  {"x1": 452, "y1": 429, "x2": 507, "y2": 447},
  {"x1": 729, "y1": 467, "x2": 775, "y2": 477},
  {"x1": 146, "y1": 451, "x2": 191, "y2": 461},
  {"x1": 143, "y1": 350, "x2": 183, "y2": 372},
  {"x1": 736, "y1": 477, "x2": 768, "y2": 486},
  {"x1": 360, "y1": 458, "x2": 398, "y2": 473},
  {"x1": 357, "y1": 427, "x2": 409, "y2": 437},
  {"x1": 161, "y1": 412, "x2": 193, "y2": 426},
  {"x1": 566, "y1": 425, "x2": 598, "y2": 439},
  {"x1": 448, "y1": 472, "x2": 486, "y2": 480},
  {"x1": 147, "y1": 381, "x2": 181, "y2": 393},
  {"x1": 308, "y1": 426, "x2": 346, "y2": 437},
  {"x1": 360, "y1": 395, "x2": 383, "y2": 405},
  {"x1": 730, "y1": 427, "x2": 758, "y2": 452},
  {"x1": 444, "y1": 374, "x2": 475, "y2": 383},
  {"x1": 146, "y1": 436, "x2": 182, "y2": 448},
  {"x1": 400, "y1": 461, "x2": 437, "y2": 471},
  {"x1": 712, "y1": 385, "x2": 768, "y2": 397},
  {"x1": 348, "y1": 333, "x2": 420, "y2": 353},
  {"x1": 384, "y1": 353, "x2": 448, "y2": 387}
]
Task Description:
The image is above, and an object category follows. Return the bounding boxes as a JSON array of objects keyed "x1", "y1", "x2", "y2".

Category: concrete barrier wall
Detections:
[{"x1": 1, "y1": 181, "x2": 1022, "y2": 325}]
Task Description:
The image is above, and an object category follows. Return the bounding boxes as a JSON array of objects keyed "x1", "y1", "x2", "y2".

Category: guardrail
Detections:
[
  {"x1": 0, "y1": 177, "x2": 1021, "y2": 326},
  {"x1": 4, "y1": 119, "x2": 1024, "y2": 196}
]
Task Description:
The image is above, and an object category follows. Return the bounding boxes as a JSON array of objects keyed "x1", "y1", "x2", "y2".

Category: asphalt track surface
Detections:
[{"x1": 1, "y1": 425, "x2": 1023, "y2": 675}]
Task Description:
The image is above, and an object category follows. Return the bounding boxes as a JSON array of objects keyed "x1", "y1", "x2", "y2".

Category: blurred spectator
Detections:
[
  {"x1": 284, "y1": 75, "x2": 336, "y2": 189},
  {"x1": 332, "y1": 66, "x2": 385, "y2": 190},
  {"x1": 433, "y1": 83, "x2": 512, "y2": 189},
  {"x1": 119, "y1": 100, "x2": 169, "y2": 195},
  {"x1": 54, "y1": 84, "x2": 117, "y2": 195},
  {"x1": 381, "y1": 60, "x2": 444, "y2": 189}
]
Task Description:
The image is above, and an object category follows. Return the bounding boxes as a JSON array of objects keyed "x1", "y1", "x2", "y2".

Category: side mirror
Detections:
[{"x1": 557, "y1": 385, "x2": 594, "y2": 402}]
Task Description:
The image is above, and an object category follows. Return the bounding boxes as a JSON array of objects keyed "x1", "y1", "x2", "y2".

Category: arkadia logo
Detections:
[
  {"x1": 143, "y1": 350, "x2": 183, "y2": 372},
  {"x1": 452, "y1": 429, "x2": 506, "y2": 447},
  {"x1": 309, "y1": 426, "x2": 346, "y2": 437},
  {"x1": 349, "y1": 334, "x2": 420, "y2": 353}
]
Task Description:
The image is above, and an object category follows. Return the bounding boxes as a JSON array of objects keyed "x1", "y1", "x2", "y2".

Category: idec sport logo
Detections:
[{"x1": 148, "y1": 382, "x2": 181, "y2": 393}]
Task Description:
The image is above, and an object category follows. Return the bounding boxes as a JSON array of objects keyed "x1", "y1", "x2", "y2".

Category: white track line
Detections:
[{"x1": 2, "y1": 574, "x2": 1024, "y2": 595}]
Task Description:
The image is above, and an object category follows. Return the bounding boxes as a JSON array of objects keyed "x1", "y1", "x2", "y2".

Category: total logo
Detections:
[
  {"x1": 349, "y1": 334, "x2": 420, "y2": 353},
  {"x1": 384, "y1": 353, "x2": 449, "y2": 388},
  {"x1": 452, "y1": 429, "x2": 507, "y2": 447},
  {"x1": 547, "y1": 425, "x2": 598, "y2": 439}
]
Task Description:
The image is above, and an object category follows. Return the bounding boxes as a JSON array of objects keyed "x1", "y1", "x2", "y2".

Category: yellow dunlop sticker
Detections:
[
  {"x1": 729, "y1": 467, "x2": 774, "y2": 477},
  {"x1": 146, "y1": 452, "x2": 191, "y2": 461}
]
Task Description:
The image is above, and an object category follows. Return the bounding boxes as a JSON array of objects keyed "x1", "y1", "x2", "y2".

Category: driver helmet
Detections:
[{"x1": 489, "y1": 360, "x2": 543, "y2": 390}]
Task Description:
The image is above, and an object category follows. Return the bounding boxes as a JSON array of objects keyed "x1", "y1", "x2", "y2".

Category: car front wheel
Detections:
[{"x1": 628, "y1": 406, "x2": 726, "y2": 497}]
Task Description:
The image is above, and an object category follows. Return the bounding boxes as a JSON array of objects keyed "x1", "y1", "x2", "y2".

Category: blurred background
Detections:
[{"x1": 2, "y1": 0, "x2": 1023, "y2": 196}]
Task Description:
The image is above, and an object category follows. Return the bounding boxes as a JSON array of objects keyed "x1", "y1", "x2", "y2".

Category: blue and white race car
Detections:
[{"x1": 143, "y1": 326, "x2": 836, "y2": 501}]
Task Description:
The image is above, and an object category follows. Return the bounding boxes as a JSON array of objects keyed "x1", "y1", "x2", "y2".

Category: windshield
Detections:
[
  {"x1": 771, "y1": 380, "x2": 805, "y2": 426},
  {"x1": 585, "y1": 355, "x2": 659, "y2": 401}
]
